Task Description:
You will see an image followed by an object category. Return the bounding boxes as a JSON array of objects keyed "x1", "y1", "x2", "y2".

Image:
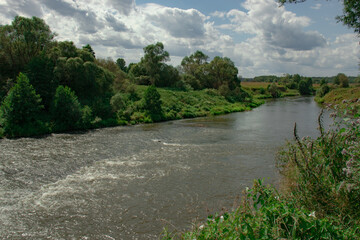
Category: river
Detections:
[{"x1": 0, "y1": 96, "x2": 330, "y2": 239}]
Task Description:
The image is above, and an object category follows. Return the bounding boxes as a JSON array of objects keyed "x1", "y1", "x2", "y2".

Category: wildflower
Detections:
[
  {"x1": 309, "y1": 211, "x2": 316, "y2": 218},
  {"x1": 341, "y1": 148, "x2": 348, "y2": 155},
  {"x1": 220, "y1": 216, "x2": 224, "y2": 222},
  {"x1": 199, "y1": 225, "x2": 204, "y2": 230},
  {"x1": 245, "y1": 187, "x2": 249, "y2": 192},
  {"x1": 346, "y1": 158, "x2": 353, "y2": 168}
]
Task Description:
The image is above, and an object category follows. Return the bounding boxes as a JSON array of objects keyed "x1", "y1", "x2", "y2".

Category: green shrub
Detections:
[
  {"x1": 51, "y1": 85, "x2": 82, "y2": 131},
  {"x1": 277, "y1": 106, "x2": 360, "y2": 227},
  {"x1": 0, "y1": 73, "x2": 46, "y2": 137}
]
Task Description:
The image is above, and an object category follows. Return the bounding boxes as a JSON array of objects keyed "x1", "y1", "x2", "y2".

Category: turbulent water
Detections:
[{"x1": 0, "y1": 97, "x2": 330, "y2": 239}]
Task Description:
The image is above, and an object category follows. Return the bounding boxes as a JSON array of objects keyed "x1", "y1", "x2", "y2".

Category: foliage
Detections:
[
  {"x1": 181, "y1": 51, "x2": 208, "y2": 73},
  {"x1": 143, "y1": 85, "x2": 163, "y2": 121},
  {"x1": 0, "y1": 73, "x2": 45, "y2": 137},
  {"x1": 163, "y1": 104, "x2": 360, "y2": 240},
  {"x1": 316, "y1": 84, "x2": 330, "y2": 98},
  {"x1": 51, "y1": 85, "x2": 82, "y2": 131},
  {"x1": 335, "y1": 73, "x2": 350, "y2": 88},
  {"x1": 0, "y1": 16, "x2": 55, "y2": 80},
  {"x1": 142, "y1": 42, "x2": 170, "y2": 84},
  {"x1": 336, "y1": 0, "x2": 360, "y2": 35},
  {"x1": 25, "y1": 53, "x2": 57, "y2": 110},
  {"x1": 267, "y1": 82, "x2": 281, "y2": 98},
  {"x1": 277, "y1": 106, "x2": 360, "y2": 230},
  {"x1": 116, "y1": 58, "x2": 127, "y2": 72},
  {"x1": 163, "y1": 180, "x2": 350, "y2": 240},
  {"x1": 298, "y1": 78, "x2": 313, "y2": 95}
]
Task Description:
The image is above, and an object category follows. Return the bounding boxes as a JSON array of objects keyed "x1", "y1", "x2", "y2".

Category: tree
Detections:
[
  {"x1": 278, "y1": 0, "x2": 360, "y2": 35},
  {"x1": 336, "y1": 73, "x2": 349, "y2": 88},
  {"x1": 206, "y1": 56, "x2": 239, "y2": 89},
  {"x1": 268, "y1": 83, "x2": 281, "y2": 98},
  {"x1": 0, "y1": 73, "x2": 44, "y2": 137},
  {"x1": 82, "y1": 44, "x2": 95, "y2": 58},
  {"x1": 298, "y1": 79, "x2": 313, "y2": 95},
  {"x1": 141, "y1": 42, "x2": 170, "y2": 84},
  {"x1": 116, "y1": 58, "x2": 127, "y2": 72},
  {"x1": 25, "y1": 54, "x2": 57, "y2": 110},
  {"x1": 181, "y1": 50, "x2": 209, "y2": 76},
  {"x1": 51, "y1": 85, "x2": 82, "y2": 131},
  {"x1": 0, "y1": 16, "x2": 55, "y2": 80},
  {"x1": 143, "y1": 85, "x2": 163, "y2": 121}
]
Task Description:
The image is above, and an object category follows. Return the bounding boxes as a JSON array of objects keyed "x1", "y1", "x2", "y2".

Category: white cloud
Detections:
[
  {"x1": 227, "y1": 0, "x2": 325, "y2": 51},
  {"x1": 143, "y1": 4, "x2": 207, "y2": 39},
  {"x1": 311, "y1": 4, "x2": 322, "y2": 10}
]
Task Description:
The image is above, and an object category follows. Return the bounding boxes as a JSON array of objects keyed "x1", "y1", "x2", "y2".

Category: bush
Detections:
[
  {"x1": 316, "y1": 84, "x2": 330, "y2": 97},
  {"x1": 143, "y1": 85, "x2": 163, "y2": 121},
  {"x1": 0, "y1": 73, "x2": 46, "y2": 137},
  {"x1": 51, "y1": 85, "x2": 82, "y2": 131},
  {"x1": 163, "y1": 180, "x2": 349, "y2": 239},
  {"x1": 267, "y1": 83, "x2": 281, "y2": 98},
  {"x1": 277, "y1": 107, "x2": 360, "y2": 226}
]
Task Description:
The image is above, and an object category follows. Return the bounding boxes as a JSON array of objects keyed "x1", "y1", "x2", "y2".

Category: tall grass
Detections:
[{"x1": 163, "y1": 103, "x2": 360, "y2": 239}]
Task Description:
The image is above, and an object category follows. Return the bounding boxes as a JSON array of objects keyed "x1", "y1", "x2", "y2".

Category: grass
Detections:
[
  {"x1": 124, "y1": 85, "x2": 263, "y2": 124},
  {"x1": 162, "y1": 103, "x2": 360, "y2": 240}
]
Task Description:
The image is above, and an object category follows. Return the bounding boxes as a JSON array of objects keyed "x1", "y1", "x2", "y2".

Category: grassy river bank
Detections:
[{"x1": 162, "y1": 86, "x2": 360, "y2": 239}]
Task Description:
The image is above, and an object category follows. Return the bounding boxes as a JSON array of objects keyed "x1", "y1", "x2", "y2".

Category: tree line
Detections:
[{"x1": 0, "y1": 16, "x2": 249, "y2": 138}]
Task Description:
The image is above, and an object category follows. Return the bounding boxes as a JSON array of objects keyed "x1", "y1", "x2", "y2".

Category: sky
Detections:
[{"x1": 0, "y1": 0, "x2": 359, "y2": 77}]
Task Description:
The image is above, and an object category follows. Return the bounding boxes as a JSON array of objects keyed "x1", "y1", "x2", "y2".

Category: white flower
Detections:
[
  {"x1": 309, "y1": 211, "x2": 316, "y2": 218},
  {"x1": 220, "y1": 216, "x2": 224, "y2": 222},
  {"x1": 245, "y1": 187, "x2": 249, "y2": 192},
  {"x1": 199, "y1": 224, "x2": 204, "y2": 230}
]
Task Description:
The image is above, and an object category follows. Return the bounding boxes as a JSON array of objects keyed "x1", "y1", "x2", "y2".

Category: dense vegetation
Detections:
[
  {"x1": 163, "y1": 103, "x2": 360, "y2": 239},
  {"x1": 0, "y1": 15, "x2": 357, "y2": 139},
  {"x1": 0, "y1": 15, "x2": 325, "y2": 138},
  {"x1": 0, "y1": 16, "x2": 258, "y2": 138}
]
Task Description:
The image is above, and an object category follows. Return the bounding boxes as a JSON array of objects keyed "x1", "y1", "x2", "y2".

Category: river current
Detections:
[{"x1": 0, "y1": 97, "x2": 330, "y2": 239}]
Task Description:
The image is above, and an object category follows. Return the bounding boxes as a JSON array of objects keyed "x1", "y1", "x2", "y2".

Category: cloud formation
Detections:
[{"x1": 227, "y1": 0, "x2": 326, "y2": 51}]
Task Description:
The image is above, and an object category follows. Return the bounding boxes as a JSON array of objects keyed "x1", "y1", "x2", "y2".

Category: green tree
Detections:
[
  {"x1": 0, "y1": 73, "x2": 45, "y2": 137},
  {"x1": 25, "y1": 54, "x2": 57, "y2": 110},
  {"x1": 82, "y1": 44, "x2": 95, "y2": 58},
  {"x1": 143, "y1": 85, "x2": 163, "y2": 121},
  {"x1": 181, "y1": 50, "x2": 209, "y2": 76},
  {"x1": 336, "y1": 73, "x2": 349, "y2": 88},
  {"x1": 298, "y1": 79, "x2": 313, "y2": 95},
  {"x1": 51, "y1": 85, "x2": 82, "y2": 131},
  {"x1": 141, "y1": 42, "x2": 170, "y2": 84},
  {"x1": 268, "y1": 83, "x2": 281, "y2": 98},
  {"x1": 116, "y1": 58, "x2": 127, "y2": 72},
  {"x1": 206, "y1": 56, "x2": 239, "y2": 90},
  {"x1": 0, "y1": 16, "x2": 55, "y2": 90}
]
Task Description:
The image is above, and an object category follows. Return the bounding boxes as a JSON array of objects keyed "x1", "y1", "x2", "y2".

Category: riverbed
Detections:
[{"x1": 0, "y1": 97, "x2": 330, "y2": 239}]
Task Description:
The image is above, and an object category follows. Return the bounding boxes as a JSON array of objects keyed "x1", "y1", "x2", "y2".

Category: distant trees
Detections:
[
  {"x1": 334, "y1": 73, "x2": 349, "y2": 88},
  {"x1": 298, "y1": 78, "x2": 313, "y2": 95}
]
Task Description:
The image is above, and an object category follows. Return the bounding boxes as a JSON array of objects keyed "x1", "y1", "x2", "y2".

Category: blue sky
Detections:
[{"x1": 0, "y1": 0, "x2": 358, "y2": 77}]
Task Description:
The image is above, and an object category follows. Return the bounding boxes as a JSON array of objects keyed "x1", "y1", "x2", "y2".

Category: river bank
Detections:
[
  {"x1": 0, "y1": 82, "x2": 300, "y2": 139},
  {"x1": 1, "y1": 97, "x2": 325, "y2": 239},
  {"x1": 163, "y1": 95, "x2": 360, "y2": 239}
]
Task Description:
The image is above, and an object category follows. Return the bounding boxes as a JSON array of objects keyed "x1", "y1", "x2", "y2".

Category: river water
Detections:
[{"x1": 0, "y1": 97, "x2": 330, "y2": 239}]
